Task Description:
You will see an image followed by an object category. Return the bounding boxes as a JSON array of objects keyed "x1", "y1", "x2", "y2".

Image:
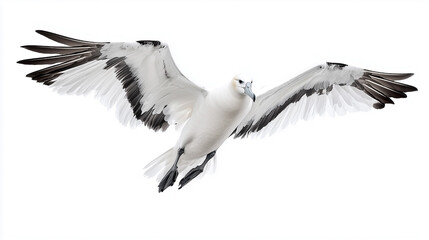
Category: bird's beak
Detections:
[{"x1": 244, "y1": 82, "x2": 256, "y2": 102}]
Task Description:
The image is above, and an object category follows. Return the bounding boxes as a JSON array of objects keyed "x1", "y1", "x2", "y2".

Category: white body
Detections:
[{"x1": 177, "y1": 82, "x2": 253, "y2": 159}]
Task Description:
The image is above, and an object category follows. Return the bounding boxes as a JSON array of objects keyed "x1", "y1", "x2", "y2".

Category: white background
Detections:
[{"x1": 1, "y1": 0, "x2": 428, "y2": 239}]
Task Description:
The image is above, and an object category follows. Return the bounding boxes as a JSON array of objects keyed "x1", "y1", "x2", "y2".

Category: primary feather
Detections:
[
  {"x1": 233, "y1": 63, "x2": 416, "y2": 138},
  {"x1": 18, "y1": 30, "x2": 207, "y2": 129}
]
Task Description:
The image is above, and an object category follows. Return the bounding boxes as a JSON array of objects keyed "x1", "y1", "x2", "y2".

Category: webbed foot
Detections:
[
  {"x1": 158, "y1": 167, "x2": 178, "y2": 192},
  {"x1": 178, "y1": 166, "x2": 204, "y2": 189}
]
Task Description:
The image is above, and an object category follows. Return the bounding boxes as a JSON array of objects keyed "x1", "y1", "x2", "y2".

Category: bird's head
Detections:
[{"x1": 232, "y1": 75, "x2": 256, "y2": 102}]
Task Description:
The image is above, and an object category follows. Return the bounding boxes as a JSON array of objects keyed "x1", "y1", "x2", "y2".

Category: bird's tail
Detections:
[
  {"x1": 143, "y1": 148, "x2": 176, "y2": 181},
  {"x1": 143, "y1": 148, "x2": 217, "y2": 182}
]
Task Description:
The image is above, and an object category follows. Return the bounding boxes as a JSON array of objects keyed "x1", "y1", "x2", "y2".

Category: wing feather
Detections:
[
  {"x1": 35, "y1": 30, "x2": 107, "y2": 46},
  {"x1": 233, "y1": 63, "x2": 417, "y2": 138},
  {"x1": 18, "y1": 30, "x2": 207, "y2": 131},
  {"x1": 21, "y1": 45, "x2": 97, "y2": 54}
]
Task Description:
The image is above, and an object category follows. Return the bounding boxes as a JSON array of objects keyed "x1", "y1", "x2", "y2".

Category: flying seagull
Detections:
[{"x1": 18, "y1": 30, "x2": 417, "y2": 192}]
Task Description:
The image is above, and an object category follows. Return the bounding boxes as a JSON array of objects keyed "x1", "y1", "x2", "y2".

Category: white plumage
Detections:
[{"x1": 18, "y1": 30, "x2": 417, "y2": 192}]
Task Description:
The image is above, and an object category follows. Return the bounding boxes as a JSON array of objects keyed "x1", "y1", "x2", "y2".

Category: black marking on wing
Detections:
[
  {"x1": 353, "y1": 70, "x2": 417, "y2": 109},
  {"x1": 109, "y1": 57, "x2": 169, "y2": 131},
  {"x1": 234, "y1": 87, "x2": 328, "y2": 138},
  {"x1": 327, "y1": 62, "x2": 348, "y2": 69},
  {"x1": 18, "y1": 51, "x2": 94, "y2": 65},
  {"x1": 21, "y1": 45, "x2": 98, "y2": 54},
  {"x1": 18, "y1": 30, "x2": 105, "y2": 85},
  {"x1": 35, "y1": 30, "x2": 108, "y2": 46},
  {"x1": 18, "y1": 30, "x2": 169, "y2": 131},
  {"x1": 140, "y1": 106, "x2": 169, "y2": 131},
  {"x1": 105, "y1": 56, "x2": 126, "y2": 70},
  {"x1": 162, "y1": 60, "x2": 171, "y2": 79},
  {"x1": 137, "y1": 40, "x2": 161, "y2": 47},
  {"x1": 234, "y1": 68, "x2": 416, "y2": 138}
]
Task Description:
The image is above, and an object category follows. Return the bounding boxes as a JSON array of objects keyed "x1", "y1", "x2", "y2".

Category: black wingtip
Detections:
[
  {"x1": 393, "y1": 72, "x2": 414, "y2": 80},
  {"x1": 408, "y1": 85, "x2": 418, "y2": 92},
  {"x1": 36, "y1": 30, "x2": 53, "y2": 34},
  {"x1": 402, "y1": 73, "x2": 414, "y2": 79},
  {"x1": 365, "y1": 69, "x2": 415, "y2": 81},
  {"x1": 32, "y1": 30, "x2": 108, "y2": 47},
  {"x1": 21, "y1": 45, "x2": 39, "y2": 50},
  {"x1": 35, "y1": 30, "x2": 49, "y2": 36},
  {"x1": 373, "y1": 103, "x2": 385, "y2": 109}
]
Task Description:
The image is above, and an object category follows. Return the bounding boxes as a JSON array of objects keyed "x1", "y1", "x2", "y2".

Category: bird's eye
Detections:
[{"x1": 238, "y1": 80, "x2": 244, "y2": 84}]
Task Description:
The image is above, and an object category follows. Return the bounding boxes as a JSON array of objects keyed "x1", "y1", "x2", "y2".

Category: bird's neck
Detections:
[{"x1": 209, "y1": 83, "x2": 251, "y2": 112}]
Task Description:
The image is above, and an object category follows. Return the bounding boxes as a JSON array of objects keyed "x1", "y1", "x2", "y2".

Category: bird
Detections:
[{"x1": 18, "y1": 30, "x2": 418, "y2": 192}]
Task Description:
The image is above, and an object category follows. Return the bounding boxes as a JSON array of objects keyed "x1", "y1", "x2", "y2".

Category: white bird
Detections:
[{"x1": 18, "y1": 30, "x2": 417, "y2": 192}]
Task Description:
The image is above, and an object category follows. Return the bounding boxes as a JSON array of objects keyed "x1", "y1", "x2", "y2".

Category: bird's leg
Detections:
[
  {"x1": 158, "y1": 148, "x2": 184, "y2": 193},
  {"x1": 179, "y1": 150, "x2": 216, "y2": 189}
]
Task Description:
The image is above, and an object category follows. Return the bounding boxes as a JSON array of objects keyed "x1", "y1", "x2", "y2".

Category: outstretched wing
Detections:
[
  {"x1": 18, "y1": 30, "x2": 207, "y2": 130},
  {"x1": 233, "y1": 62, "x2": 417, "y2": 138}
]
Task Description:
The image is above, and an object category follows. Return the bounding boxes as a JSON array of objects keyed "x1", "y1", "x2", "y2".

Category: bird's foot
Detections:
[
  {"x1": 178, "y1": 165, "x2": 203, "y2": 189},
  {"x1": 158, "y1": 167, "x2": 178, "y2": 193}
]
